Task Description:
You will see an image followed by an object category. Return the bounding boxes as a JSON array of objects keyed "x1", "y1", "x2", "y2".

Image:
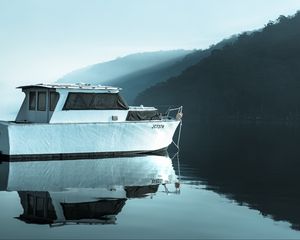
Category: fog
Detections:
[{"x1": 1, "y1": 0, "x2": 300, "y2": 119}]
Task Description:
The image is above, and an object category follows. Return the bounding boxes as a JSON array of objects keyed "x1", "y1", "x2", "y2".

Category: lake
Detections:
[{"x1": 1, "y1": 122, "x2": 300, "y2": 239}]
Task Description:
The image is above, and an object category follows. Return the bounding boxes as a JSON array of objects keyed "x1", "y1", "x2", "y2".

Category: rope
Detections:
[
  {"x1": 171, "y1": 151, "x2": 181, "y2": 193},
  {"x1": 167, "y1": 106, "x2": 183, "y2": 193}
]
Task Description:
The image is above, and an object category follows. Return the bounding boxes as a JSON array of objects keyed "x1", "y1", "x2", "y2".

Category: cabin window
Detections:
[
  {"x1": 49, "y1": 92, "x2": 59, "y2": 111},
  {"x1": 37, "y1": 91, "x2": 46, "y2": 111},
  {"x1": 36, "y1": 197, "x2": 45, "y2": 217},
  {"x1": 47, "y1": 199, "x2": 57, "y2": 219},
  {"x1": 27, "y1": 194, "x2": 34, "y2": 215},
  {"x1": 29, "y1": 92, "x2": 36, "y2": 111},
  {"x1": 126, "y1": 110, "x2": 161, "y2": 121},
  {"x1": 63, "y1": 93, "x2": 129, "y2": 110}
]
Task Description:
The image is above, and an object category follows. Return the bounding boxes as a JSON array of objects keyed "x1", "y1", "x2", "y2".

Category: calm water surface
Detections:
[{"x1": 1, "y1": 123, "x2": 300, "y2": 239}]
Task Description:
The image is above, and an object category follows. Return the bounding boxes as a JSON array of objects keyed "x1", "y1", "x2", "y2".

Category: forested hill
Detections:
[
  {"x1": 136, "y1": 12, "x2": 300, "y2": 121},
  {"x1": 110, "y1": 36, "x2": 237, "y2": 103}
]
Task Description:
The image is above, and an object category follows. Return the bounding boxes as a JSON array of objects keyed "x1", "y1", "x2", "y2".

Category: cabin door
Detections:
[
  {"x1": 36, "y1": 90, "x2": 49, "y2": 123},
  {"x1": 26, "y1": 89, "x2": 59, "y2": 123}
]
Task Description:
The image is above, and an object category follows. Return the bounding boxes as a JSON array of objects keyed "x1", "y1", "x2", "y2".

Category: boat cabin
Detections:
[
  {"x1": 17, "y1": 191, "x2": 126, "y2": 225},
  {"x1": 15, "y1": 83, "x2": 160, "y2": 123}
]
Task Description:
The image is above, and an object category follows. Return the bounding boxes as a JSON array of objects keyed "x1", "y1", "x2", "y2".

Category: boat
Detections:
[
  {"x1": 0, "y1": 155, "x2": 178, "y2": 225},
  {"x1": 0, "y1": 83, "x2": 182, "y2": 160}
]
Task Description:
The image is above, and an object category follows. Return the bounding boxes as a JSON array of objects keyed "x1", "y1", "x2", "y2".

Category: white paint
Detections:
[
  {"x1": 0, "y1": 120, "x2": 179, "y2": 155},
  {"x1": 16, "y1": 88, "x2": 55, "y2": 123}
]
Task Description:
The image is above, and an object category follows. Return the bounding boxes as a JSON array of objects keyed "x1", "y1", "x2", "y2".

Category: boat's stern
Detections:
[
  {"x1": 0, "y1": 121, "x2": 10, "y2": 156},
  {"x1": 0, "y1": 161, "x2": 8, "y2": 190}
]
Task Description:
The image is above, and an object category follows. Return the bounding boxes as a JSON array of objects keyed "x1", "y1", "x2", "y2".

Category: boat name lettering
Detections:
[
  {"x1": 152, "y1": 179, "x2": 163, "y2": 184},
  {"x1": 152, "y1": 124, "x2": 164, "y2": 129}
]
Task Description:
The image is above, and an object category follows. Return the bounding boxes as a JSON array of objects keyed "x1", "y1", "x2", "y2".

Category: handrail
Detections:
[
  {"x1": 163, "y1": 106, "x2": 183, "y2": 152},
  {"x1": 164, "y1": 106, "x2": 183, "y2": 120},
  {"x1": 50, "y1": 218, "x2": 116, "y2": 227}
]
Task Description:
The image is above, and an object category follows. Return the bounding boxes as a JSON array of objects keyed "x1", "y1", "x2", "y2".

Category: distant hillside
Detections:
[
  {"x1": 58, "y1": 50, "x2": 192, "y2": 103},
  {"x1": 59, "y1": 50, "x2": 195, "y2": 84},
  {"x1": 58, "y1": 37, "x2": 237, "y2": 104},
  {"x1": 136, "y1": 12, "x2": 300, "y2": 120}
]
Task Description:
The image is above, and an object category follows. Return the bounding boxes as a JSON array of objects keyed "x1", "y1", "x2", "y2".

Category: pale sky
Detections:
[{"x1": 1, "y1": 0, "x2": 300, "y2": 118}]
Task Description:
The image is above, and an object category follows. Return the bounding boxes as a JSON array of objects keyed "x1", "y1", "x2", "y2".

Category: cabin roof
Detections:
[{"x1": 17, "y1": 83, "x2": 121, "y2": 91}]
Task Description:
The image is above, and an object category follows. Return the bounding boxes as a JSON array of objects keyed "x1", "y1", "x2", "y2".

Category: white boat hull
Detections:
[{"x1": 0, "y1": 120, "x2": 180, "y2": 159}]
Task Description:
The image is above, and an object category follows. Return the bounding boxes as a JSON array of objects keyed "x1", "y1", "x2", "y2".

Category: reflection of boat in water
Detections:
[
  {"x1": 0, "y1": 155, "x2": 178, "y2": 226},
  {"x1": 0, "y1": 83, "x2": 182, "y2": 159},
  {"x1": 17, "y1": 190, "x2": 126, "y2": 225}
]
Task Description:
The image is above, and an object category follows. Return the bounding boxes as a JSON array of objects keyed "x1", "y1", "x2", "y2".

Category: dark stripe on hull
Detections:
[{"x1": 0, "y1": 148, "x2": 168, "y2": 162}]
